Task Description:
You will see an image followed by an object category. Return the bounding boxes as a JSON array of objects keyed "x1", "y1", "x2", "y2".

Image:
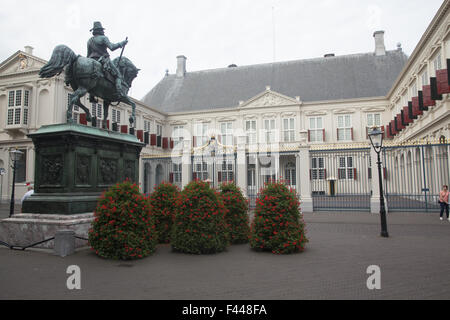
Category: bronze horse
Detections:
[{"x1": 39, "y1": 44, "x2": 139, "y2": 129}]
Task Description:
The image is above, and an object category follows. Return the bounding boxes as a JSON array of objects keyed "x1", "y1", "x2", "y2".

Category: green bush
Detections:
[
  {"x1": 148, "y1": 182, "x2": 180, "y2": 243},
  {"x1": 171, "y1": 180, "x2": 230, "y2": 254},
  {"x1": 250, "y1": 181, "x2": 308, "y2": 254},
  {"x1": 88, "y1": 180, "x2": 157, "y2": 259},
  {"x1": 219, "y1": 182, "x2": 250, "y2": 244}
]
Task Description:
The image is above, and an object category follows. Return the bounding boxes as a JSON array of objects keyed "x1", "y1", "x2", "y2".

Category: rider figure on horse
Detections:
[{"x1": 87, "y1": 21, "x2": 128, "y2": 101}]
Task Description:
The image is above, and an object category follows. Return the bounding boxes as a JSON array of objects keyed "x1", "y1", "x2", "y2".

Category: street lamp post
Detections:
[
  {"x1": 9, "y1": 149, "x2": 23, "y2": 218},
  {"x1": 368, "y1": 128, "x2": 389, "y2": 238}
]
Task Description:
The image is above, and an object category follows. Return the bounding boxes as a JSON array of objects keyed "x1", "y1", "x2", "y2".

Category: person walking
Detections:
[{"x1": 439, "y1": 185, "x2": 449, "y2": 221}]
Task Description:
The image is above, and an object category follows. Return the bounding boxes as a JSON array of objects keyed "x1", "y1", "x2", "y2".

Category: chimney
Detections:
[
  {"x1": 176, "y1": 55, "x2": 187, "y2": 77},
  {"x1": 24, "y1": 46, "x2": 34, "y2": 55},
  {"x1": 324, "y1": 53, "x2": 335, "y2": 58},
  {"x1": 373, "y1": 31, "x2": 386, "y2": 56}
]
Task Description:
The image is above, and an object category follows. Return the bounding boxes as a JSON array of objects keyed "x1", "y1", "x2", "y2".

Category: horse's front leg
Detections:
[{"x1": 68, "y1": 87, "x2": 87, "y2": 123}]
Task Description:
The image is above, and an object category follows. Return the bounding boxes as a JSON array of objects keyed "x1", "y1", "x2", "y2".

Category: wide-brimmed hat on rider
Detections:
[{"x1": 90, "y1": 21, "x2": 105, "y2": 32}]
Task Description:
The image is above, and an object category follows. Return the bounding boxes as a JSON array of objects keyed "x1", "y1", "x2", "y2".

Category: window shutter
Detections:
[
  {"x1": 150, "y1": 134, "x2": 157, "y2": 146},
  {"x1": 383, "y1": 167, "x2": 387, "y2": 179},
  {"x1": 430, "y1": 77, "x2": 443, "y2": 101},
  {"x1": 309, "y1": 169, "x2": 312, "y2": 180},
  {"x1": 422, "y1": 85, "x2": 436, "y2": 107},
  {"x1": 170, "y1": 138, "x2": 174, "y2": 149},
  {"x1": 162, "y1": 137, "x2": 169, "y2": 149},
  {"x1": 324, "y1": 169, "x2": 327, "y2": 180},
  {"x1": 381, "y1": 126, "x2": 385, "y2": 139},
  {"x1": 121, "y1": 125, "x2": 128, "y2": 134},
  {"x1": 137, "y1": 130, "x2": 144, "y2": 142},
  {"x1": 353, "y1": 168, "x2": 357, "y2": 180},
  {"x1": 351, "y1": 128, "x2": 354, "y2": 141},
  {"x1": 322, "y1": 129, "x2": 325, "y2": 142},
  {"x1": 79, "y1": 113, "x2": 87, "y2": 125},
  {"x1": 308, "y1": 130, "x2": 311, "y2": 142}
]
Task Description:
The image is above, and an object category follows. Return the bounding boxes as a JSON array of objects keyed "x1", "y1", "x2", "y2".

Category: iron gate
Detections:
[
  {"x1": 310, "y1": 148, "x2": 372, "y2": 211},
  {"x1": 382, "y1": 142, "x2": 449, "y2": 212}
]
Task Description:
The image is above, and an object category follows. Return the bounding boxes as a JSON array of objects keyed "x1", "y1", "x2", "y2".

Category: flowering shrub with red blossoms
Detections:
[
  {"x1": 88, "y1": 180, "x2": 157, "y2": 260},
  {"x1": 219, "y1": 182, "x2": 250, "y2": 244},
  {"x1": 171, "y1": 180, "x2": 230, "y2": 254},
  {"x1": 148, "y1": 182, "x2": 180, "y2": 244},
  {"x1": 250, "y1": 182, "x2": 308, "y2": 254}
]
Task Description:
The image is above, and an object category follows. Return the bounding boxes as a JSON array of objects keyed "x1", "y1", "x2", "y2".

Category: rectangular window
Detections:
[
  {"x1": 311, "y1": 157, "x2": 325, "y2": 180},
  {"x1": 421, "y1": 70, "x2": 429, "y2": 86},
  {"x1": 434, "y1": 53, "x2": 442, "y2": 72},
  {"x1": 144, "y1": 120, "x2": 151, "y2": 132},
  {"x1": 410, "y1": 83, "x2": 417, "y2": 98},
  {"x1": 112, "y1": 109, "x2": 121, "y2": 124},
  {"x1": 173, "y1": 163, "x2": 182, "y2": 183},
  {"x1": 6, "y1": 89, "x2": 31, "y2": 126},
  {"x1": 172, "y1": 125, "x2": 184, "y2": 148},
  {"x1": 14, "y1": 108, "x2": 21, "y2": 125},
  {"x1": 247, "y1": 163, "x2": 256, "y2": 187},
  {"x1": 91, "y1": 103, "x2": 103, "y2": 127},
  {"x1": 194, "y1": 123, "x2": 208, "y2": 147},
  {"x1": 337, "y1": 115, "x2": 352, "y2": 141},
  {"x1": 338, "y1": 156, "x2": 354, "y2": 180},
  {"x1": 7, "y1": 109, "x2": 13, "y2": 125},
  {"x1": 309, "y1": 117, "x2": 324, "y2": 142},
  {"x1": 283, "y1": 118, "x2": 295, "y2": 142},
  {"x1": 8, "y1": 91, "x2": 15, "y2": 107},
  {"x1": 264, "y1": 119, "x2": 276, "y2": 143},
  {"x1": 219, "y1": 159, "x2": 234, "y2": 182},
  {"x1": 367, "y1": 113, "x2": 381, "y2": 127},
  {"x1": 23, "y1": 108, "x2": 28, "y2": 125},
  {"x1": 15, "y1": 149, "x2": 27, "y2": 183},
  {"x1": 245, "y1": 120, "x2": 257, "y2": 145},
  {"x1": 284, "y1": 163, "x2": 296, "y2": 186},
  {"x1": 157, "y1": 124, "x2": 162, "y2": 136},
  {"x1": 193, "y1": 161, "x2": 208, "y2": 180},
  {"x1": 15, "y1": 90, "x2": 22, "y2": 106},
  {"x1": 220, "y1": 122, "x2": 233, "y2": 145}
]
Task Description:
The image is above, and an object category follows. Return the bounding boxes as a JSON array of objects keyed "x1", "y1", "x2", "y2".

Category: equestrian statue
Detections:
[{"x1": 39, "y1": 21, "x2": 140, "y2": 130}]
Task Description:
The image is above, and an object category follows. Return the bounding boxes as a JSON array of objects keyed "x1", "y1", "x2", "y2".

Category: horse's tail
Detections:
[{"x1": 39, "y1": 45, "x2": 77, "y2": 78}]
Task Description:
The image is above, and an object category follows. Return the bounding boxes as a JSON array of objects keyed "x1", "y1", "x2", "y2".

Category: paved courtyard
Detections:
[{"x1": 1, "y1": 209, "x2": 450, "y2": 300}]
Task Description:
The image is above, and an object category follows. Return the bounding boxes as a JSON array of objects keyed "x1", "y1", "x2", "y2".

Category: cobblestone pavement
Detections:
[{"x1": 0, "y1": 211, "x2": 449, "y2": 300}]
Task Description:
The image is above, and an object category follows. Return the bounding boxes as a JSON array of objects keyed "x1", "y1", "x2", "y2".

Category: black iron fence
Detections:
[
  {"x1": 382, "y1": 142, "x2": 449, "y2": 212},
  {"x1": 310, "y1": 147, "x2": 372, "y2": 211}
]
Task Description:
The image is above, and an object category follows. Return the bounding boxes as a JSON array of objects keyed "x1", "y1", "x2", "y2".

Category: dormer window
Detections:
[{"x1": 7, "y1": 88, "x2": 30, "y2": 126}]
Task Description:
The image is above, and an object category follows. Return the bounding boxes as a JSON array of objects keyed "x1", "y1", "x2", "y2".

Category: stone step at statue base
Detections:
[{"x1": 0, "y1": 213, "x2": 93, "y2": 249}]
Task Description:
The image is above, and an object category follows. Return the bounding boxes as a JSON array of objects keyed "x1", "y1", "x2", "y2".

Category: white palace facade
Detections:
[{"x1": 0, "y1": 1, "x2": 449, "y2": 213}]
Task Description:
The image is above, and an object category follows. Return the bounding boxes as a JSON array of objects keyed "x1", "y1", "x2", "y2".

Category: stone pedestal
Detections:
[
  {"x1": 22, "y1": 123, "x2": 144, "y2": 215},
  {"x1": 1, "y1": 123, "x2": 144, "y2": 250},
  {"x1": 0, "y1": 213, "x2": 94, "y2": 249}
]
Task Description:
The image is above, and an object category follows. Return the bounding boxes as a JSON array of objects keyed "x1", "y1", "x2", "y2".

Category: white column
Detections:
[
  {"x1": 181, "y1": 138, "x2": 192, "y2": 189},
  {"x1": 275, "y1": 152, "x2": 280, "y2": 180},
  {"x1": 236, "y1": 135, "x2": 247, "y2": 196},
  {"x1": 295, "y1": 153, "x2": 301, "y2": 196},
  {"x1": 298, "y1": 130, "x2": 313, "y2": 213}
]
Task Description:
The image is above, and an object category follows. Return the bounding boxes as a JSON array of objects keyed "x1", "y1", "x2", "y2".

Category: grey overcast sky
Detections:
[{"x1": 0, "y1": 0, "x2": 445, "y2": 101}]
